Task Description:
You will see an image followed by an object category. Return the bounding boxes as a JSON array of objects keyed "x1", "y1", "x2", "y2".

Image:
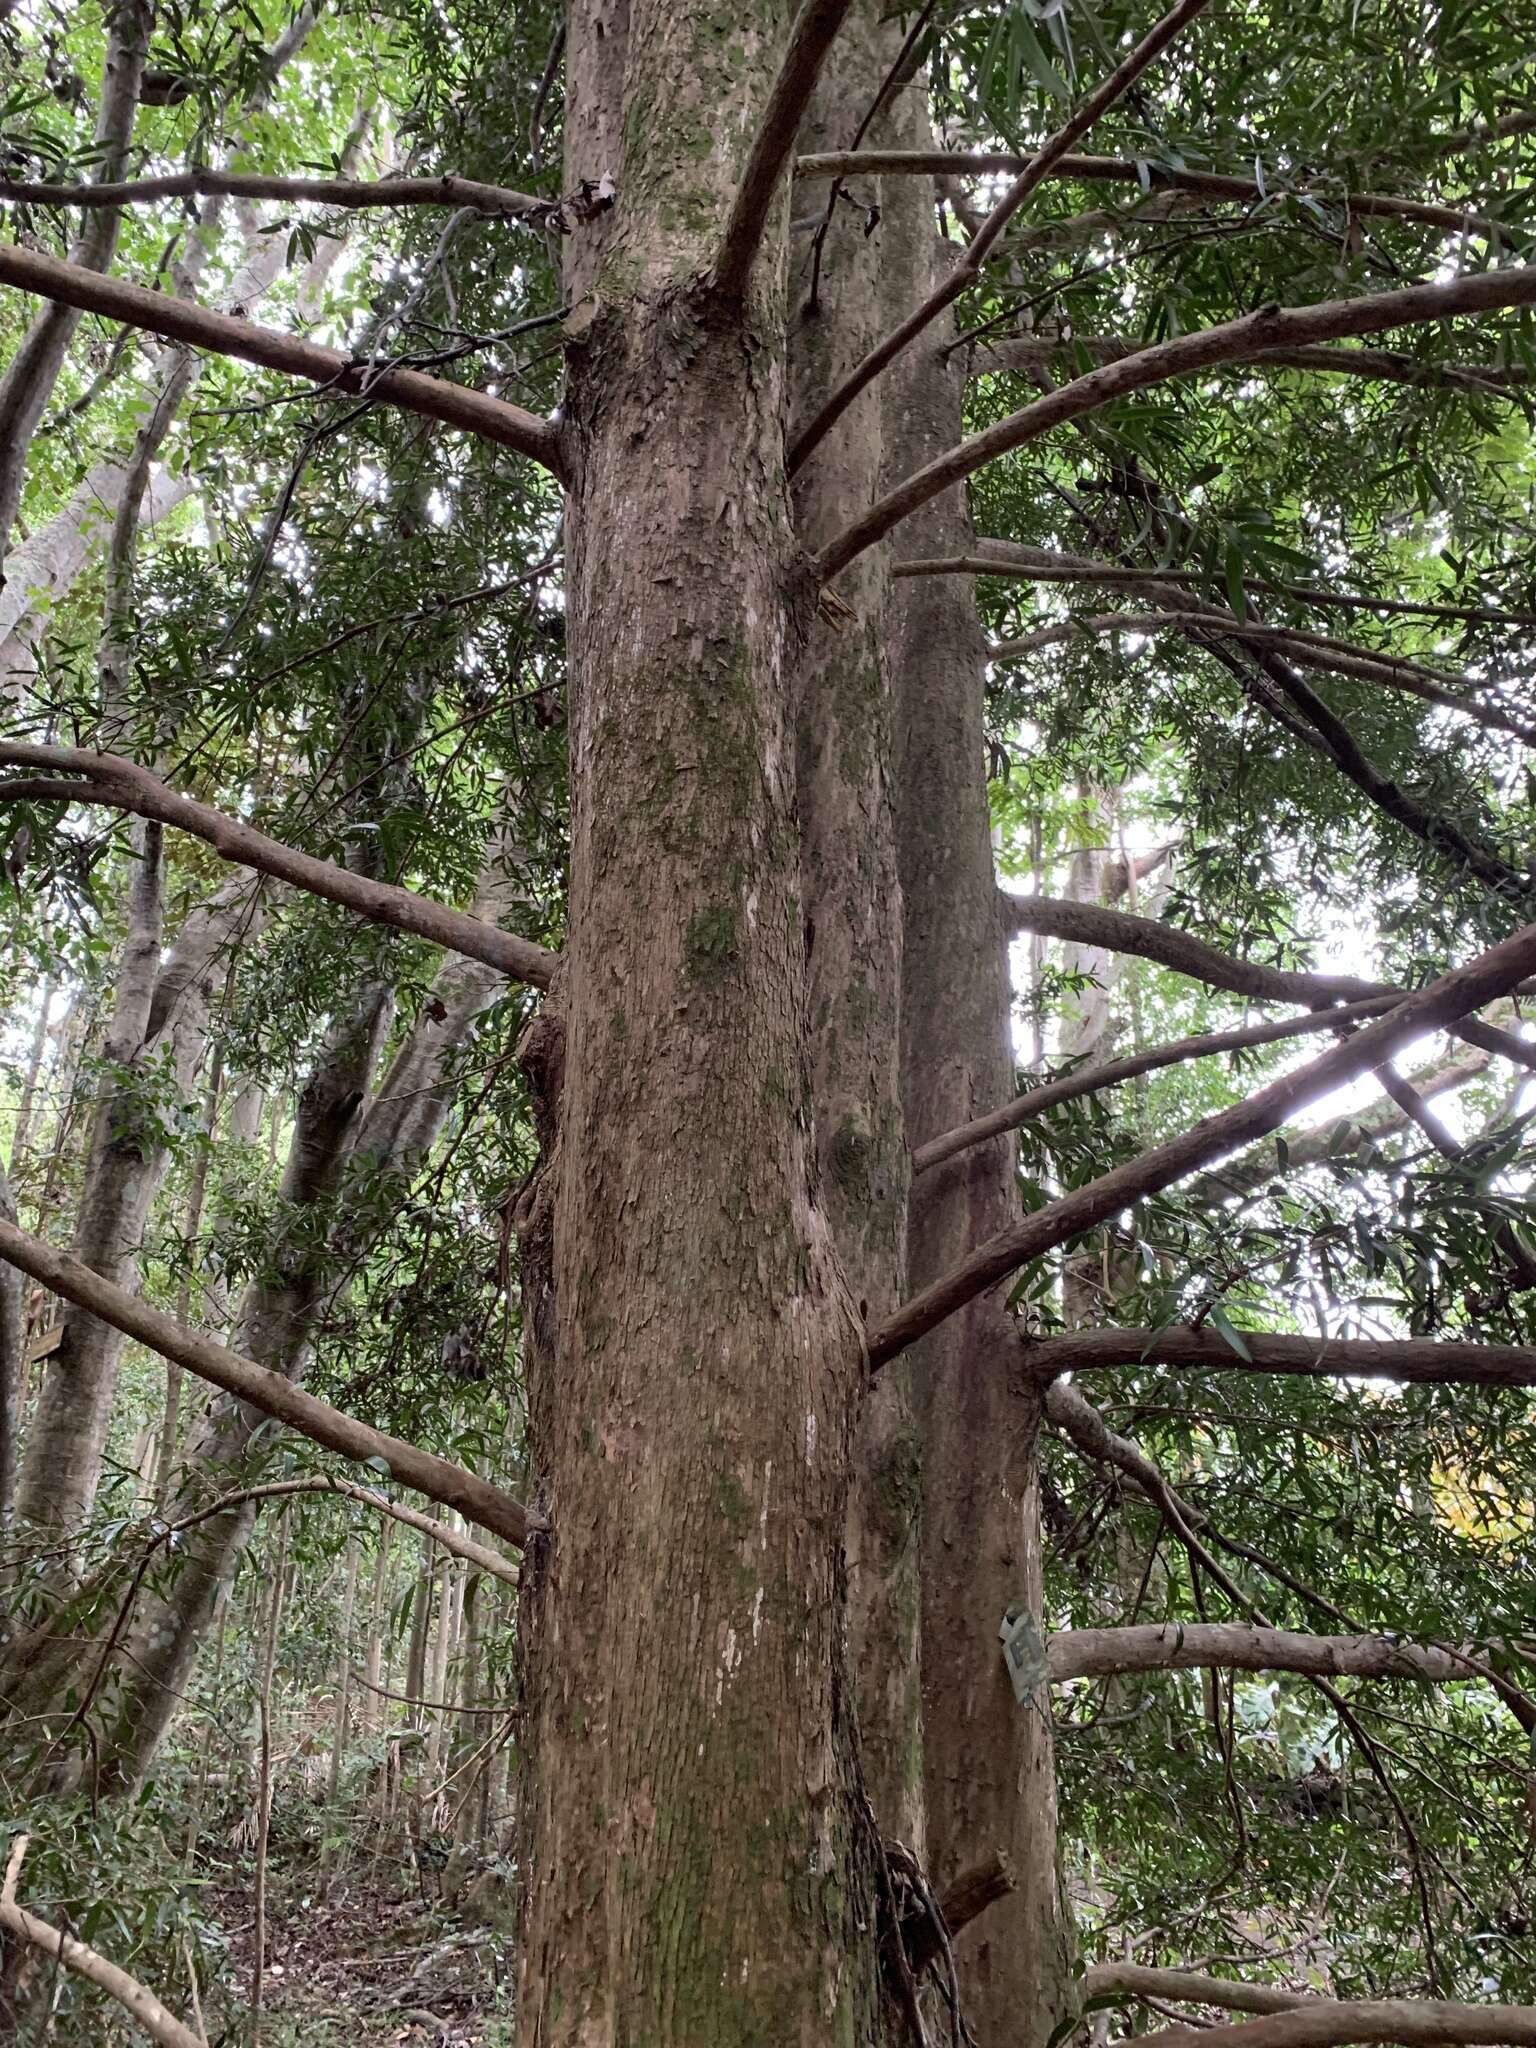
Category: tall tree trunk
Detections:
[
  {"x1": 883, "y1": 89, "x2": 1075, "y2": 2045},
  {"x1": 510, "y1": 8, "x2": 888, "y2": 2041},
  {"x1": 789, "y1": 8, "x2": 922, "y2": 1850},
  {"x1": 10, "y1": 880, "x2": 260, "y2": 1536},
  {"x1": 0, "y1": 1163, "x2": 24, "y2": 1531},
  {"x1": 154, "y1": 1059, "x2": 224, "y2": 1506},
  {"x1": 5, "y1": 833, "x2": 531, "y2": 1784},
  {"x1": 7, "y1": 978, "x2": 53, "y2": 1176},
  {"x1": 361, "y1": 1522, "x2": 392, "y2": 1739}
]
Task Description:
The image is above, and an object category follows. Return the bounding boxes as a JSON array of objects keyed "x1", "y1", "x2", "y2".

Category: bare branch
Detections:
[
  {"x1": 0, "y1": 1218, "x2": 542, "y2": 1551},
  {"x1": 0, "y1": 745, "x2": 558, "y2": 990},
  {"x1": 160, "y1": 1477, "x2": 520, "y2": 1587},
  {"x1": 1081, "y1": 1964, "x2": 1308, "y2": 2015},
  {"x1": 896, "y1": 542, "x2": 1536, "y2": 629},
  {"x1": 0, "y1": 168, "x2": 549, "y2": 218},
  {"x1": 867, "y1": 911, "x2": 1536, "y2": 1369},
  {"x1": 0, "y1": 243, "x2": 563, "y2": 475},
  {"x1": 1138, "y1": 1997, "x2": 1536, "y2": 2048},
  {"x1": 786, "y1": 0, "x2": 1215, "y2": 470},
  {"x1": 714, "y1": 0, "x2": 857, "y2": 298},
  {"x1": 995, "y1": 890, "x2": 1536, "y2": 1080},
  {"x1": 1047, "y1": 1619, "x2": 1529, "y2": 1689},
  {"x1": 912, "y1": 995, "x2": 1398, "y2": 1176},
  {"x1": 988, "y1": 610, "x2": 1536, "y2": 747},
  {"x1": 795, "y1": 148, "x2": 1516, "y2": 242},
  {"x1": 997, "y1": 890, "x2": 1387, "y2": 1005},
  {"x1": 818, "y1": 264, "x2": 1536, "y2": 580},
  {"x1": 973, "y1": 332, "x2": 1536, "y2": 395},
  {"x1": 1044, "y1": 1377, "x2": 1205, "y2": 1520},
  {"x1": 1019, "y1": 1323, "x2": 1536, "y2": 1389}
]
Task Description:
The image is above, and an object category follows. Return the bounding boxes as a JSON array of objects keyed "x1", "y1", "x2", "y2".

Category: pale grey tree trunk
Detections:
[
  {"x1": 0, "y1": 7, "x2": 333, "y2": 703},
  {"x1": 48, "y1": 844, "x2": 530, "y2": 1788},
  {"x1": 11, "y1": 876, "x2": 261, "y2": 1536}
]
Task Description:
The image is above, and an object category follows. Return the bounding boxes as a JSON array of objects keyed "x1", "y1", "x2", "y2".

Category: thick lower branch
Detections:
[
  {"x1": 0, "y1": 1892, "x2": 203, "y2": 2048},
  {"x1": 819, "y1": 264, "x2": 1536, "y2": 578},
  {"x1": 1047, "y1": 1621, "x2": 1524, "y2": 1689},
  {"x1": 1020, "y1": 1323, "x2": 1536, "y2": 1389},
  {"x1": 0, "y1": 745, "x2": 557, "y2": 989},
  {"x1": 868, "y1": 912, "x2": 1536, "y2": 1368},
  {"x1": 997, "y1": 890, "x2": 1386, "y2": 1005},
  {"x1": 0, "y1": 242, "x2": 561, "y2": 473},
  {"x1": 0, "y1": 1218, "x2": 541, "y2": 1550},
  {"x1": 1139, "y1": 1998, "x2": 1536, "y2": 2048},
  {"x1": 1083, "y1": 1965, "x2": 1308, "y2": 2015}
]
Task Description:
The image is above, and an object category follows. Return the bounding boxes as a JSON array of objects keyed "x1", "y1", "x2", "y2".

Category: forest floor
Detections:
[{"x1": 212, "y1": 1852, "x2": 515, "y2": 2046}]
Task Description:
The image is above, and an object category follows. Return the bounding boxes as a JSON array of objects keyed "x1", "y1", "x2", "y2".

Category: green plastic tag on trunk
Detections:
[{"x1": 999, "y1": 1602, "x2": 1048, "y2": 1704}]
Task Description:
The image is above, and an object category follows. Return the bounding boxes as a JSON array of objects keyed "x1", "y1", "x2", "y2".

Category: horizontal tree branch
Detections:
[
  {"x1": 1081, "y1": 1963, "x2": 1308, "y2": 2015},
  {"x1": 988, "y1": 611, "x2": 1536, "y2": 747},
  {"x1": 794, "y1": 148, "x2": 1515, "y2": 241},
  {"x1": 1019, "y1": 1323, "x2": 1536, "y2": 1388},
  {"x1": 998, "y1": 890, "x2": 1386, "y2": 1004},
  {"x1": 714, "y1": 0, "x2": 856, "y2": 298},
  {"x1": 818, "y1": 264, "x2": 1536, "y2": 579},
  {"x1": 0, "y1": 745, "x2": 558, "y2": 990},
  {"x1": 0, "y1": 242, "x2": 562, "y2": 475},
  {"x1": 787, "y1": 0, "x2": 1214, "y2": 471},
  {"x1": 1047, "y1": 1620, "x2": 1524, "y2": 1688},
  {"x1": 867, "y1": 911, "x2": 1536, "y2": 1368},
  {"x1": 1139, "y1": 1997, "x2": 1536, "y2": 2048},
  {"x1": 163, "y1": 1476, "x2": 520, "y2": 1587},
  {"x1": 995, "y1": 889, "x2": 1536, "y2": 1078},
  {"x1": 896, "y1": 542, "x2": 1536, "y2": 629},
  {"x1": 973, "y1": 332, "x2": 1536, "y2": 394},
  {"x1": 0, "y1": 1218, "x2": 542, "y2": 1551},
  {"x1": 0, "y1": 168, "x2": 548, "y2": 219},
  {"x1": 912, "y1": 996, "x2": 1398, "y2": 1176}
]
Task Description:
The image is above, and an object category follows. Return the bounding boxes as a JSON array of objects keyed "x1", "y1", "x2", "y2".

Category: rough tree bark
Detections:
[
  {"x1": 789, "y1": 4, "x2": 921, "y2": 1850},
  {"x1": 509, "y1": 6, "x2": 890, "y2": 2041},
  {"x1": 883, "y1": 81, "x2": 1075, "y2": 2045}
]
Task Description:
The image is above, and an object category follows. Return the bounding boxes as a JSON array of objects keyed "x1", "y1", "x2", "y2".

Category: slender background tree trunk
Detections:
[{"x1": 884, "y1": 92, "x2": 1075, "y2": 2044}]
